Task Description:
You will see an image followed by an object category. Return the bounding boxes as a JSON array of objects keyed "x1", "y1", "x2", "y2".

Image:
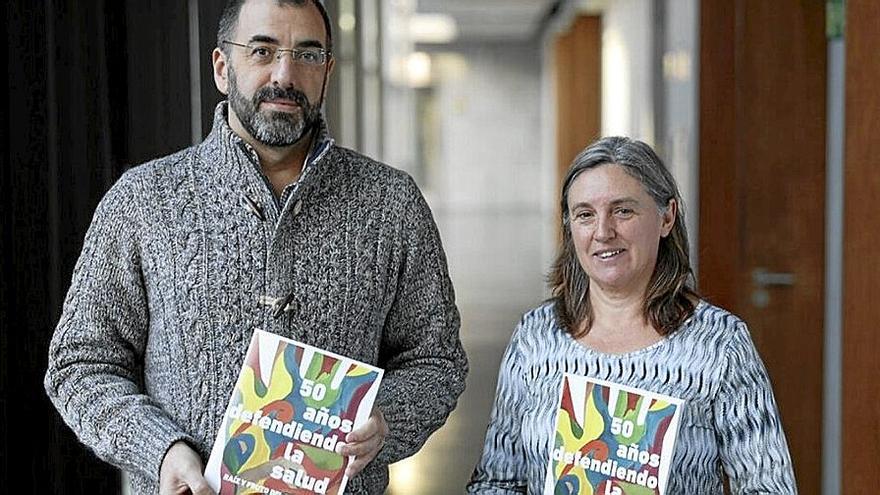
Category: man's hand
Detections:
[
  {"x1": 340, "y1": 407, "x2": 389, "y2": 478},
  {"x1": 159, "y1": 441, "x2": 215, "y2": 495}
]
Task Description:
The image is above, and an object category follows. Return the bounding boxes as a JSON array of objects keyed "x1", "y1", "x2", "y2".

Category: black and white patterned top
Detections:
[{"x1": 468, "y1": 301, "x2": 796, "y2": 494}]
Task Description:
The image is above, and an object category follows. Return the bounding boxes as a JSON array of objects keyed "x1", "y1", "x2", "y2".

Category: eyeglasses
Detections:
[{"x1": 222, "y1": 40, "x2": 331, "y2": 67}]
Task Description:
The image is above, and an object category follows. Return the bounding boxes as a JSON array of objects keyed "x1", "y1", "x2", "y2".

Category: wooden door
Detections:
[
  {"x1": 555, "y1": 15, "x2": 602, "y2": 183},
  {"x1": 843, "y1": 1, "x2": 880, "y2": 492},
  {"x1": 699, "y1": 2, "x2": 826, "y2": 492}
]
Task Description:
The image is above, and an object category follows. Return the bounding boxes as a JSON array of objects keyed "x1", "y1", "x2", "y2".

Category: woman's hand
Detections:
[
  {"x1": 340, "y1": 407, "x2": 389, "y2": 478},
  {"x1": 159, "y1": 441, "x2": 215, "y2": 495}
]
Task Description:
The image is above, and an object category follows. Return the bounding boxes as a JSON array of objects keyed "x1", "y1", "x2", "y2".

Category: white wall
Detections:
[
  {"x1": 380, "y1": 0, "x2": 419, "y2": 176},
  {"x1": 426, "y1": 43, "x2": 544, "y2": 212},
  {"x1": 421, "y1": 42, "x2": 549, "y2": 308},
  {"x1": 600, "y1": 0, "x2": 655, "y2": 144},
  {"x1": 660, "y1": 0, "x2": 700, "y2": 269}
]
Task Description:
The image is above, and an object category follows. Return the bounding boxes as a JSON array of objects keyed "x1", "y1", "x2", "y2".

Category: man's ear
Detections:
[
  {"x1": 213, "y1": 48, "x2": 230, "y2": 95},
  {"x1": 326, "y1": 55, "x2": 336, "y2": 79}
]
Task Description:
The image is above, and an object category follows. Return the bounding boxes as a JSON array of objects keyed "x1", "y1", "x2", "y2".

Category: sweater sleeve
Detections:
[
  {"x1": 466, "y1": 318, "x2": 529, "y2": 494},
  {"x1": 712, "y1": 321, "x2": 797, "y2": 494},
  {"x1": 44, "y1": 174, "x2": 194, "y2": 482},
  {"x1": 373, "y1": 177, "x2": 468, "y2": 464}
]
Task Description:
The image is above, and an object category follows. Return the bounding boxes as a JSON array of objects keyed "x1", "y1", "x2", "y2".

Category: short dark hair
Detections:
[
  {"x1": 217, "y1": 0, "x2": 333, "y2": 55},
  {"x1": 548, "y1": 136, "x2": 699, "y2": 337}
]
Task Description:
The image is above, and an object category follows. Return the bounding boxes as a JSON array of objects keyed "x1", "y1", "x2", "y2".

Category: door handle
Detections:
[{"x1": 752, "y1": 268, "x2": 795, "y2": 287}]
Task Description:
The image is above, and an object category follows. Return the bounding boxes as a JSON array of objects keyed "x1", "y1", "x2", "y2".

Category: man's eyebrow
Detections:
[
  {"x1": 248, "y1": 34, "x2": 280, "y2": 44},
  {"x1": 294, "y1": 39, "x2": 326, "y2": 50},
  {"x1": 246, "y1": 35, "x2": 326, "y2": 50}
]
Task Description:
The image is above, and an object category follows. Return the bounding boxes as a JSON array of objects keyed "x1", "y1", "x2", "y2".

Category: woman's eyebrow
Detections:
[{"x1": 571, "y1": 197, "x2": 639, "y2": 209}]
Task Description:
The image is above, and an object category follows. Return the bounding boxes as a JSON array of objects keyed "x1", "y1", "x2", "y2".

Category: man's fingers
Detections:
[
  {"x1": 341, "y1": 406, "x2": 388, "y2": 478},
  {"x1": 340, "y1": 435, "x2": 381, "y2": 457},
  {"x1": 186, "y1": 477, "x2": 215, "y2": 495},
  {"x1": 345, "y1": 417, "x2": 380, "y2": 443},
  {"x1": 159, "y1": 441, "x2": 216, "y2": 495},
  {"x1": 181, "y1": 467, "x2": 215, "y2": 495},
  {"x1": 159, "y1": 470, "x2": 215, "y2": 495},
  {"x1": 345, "y1": 450, "x2": 378, "y2": 478},
  {"x1": 344, "y1": 428, "x2": 378, "y2": 445},
  {"x1": 163, "y1": 471, "x2": 214, "y2": 495}
]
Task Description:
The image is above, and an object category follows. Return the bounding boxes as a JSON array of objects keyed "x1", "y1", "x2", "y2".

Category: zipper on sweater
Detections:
[
  {"x1": 277, "y1": 141, "x2": 332, "y2": 225},
  {"x1": 237, "y1": 137, "x2": 334, "y2": 224},
  {"x1": 237, "y1": 141, "x2": 283, "y2": 215}
]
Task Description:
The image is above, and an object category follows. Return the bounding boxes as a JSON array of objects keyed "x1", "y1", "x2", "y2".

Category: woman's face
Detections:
[{"x1": 567, "y1": 164, "x2": 676, "y2": 297}]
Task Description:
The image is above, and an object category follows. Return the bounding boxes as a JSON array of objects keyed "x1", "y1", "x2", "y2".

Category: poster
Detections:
[
  {"x1": 544, "y1": 375, "x2": 683, "y2": 495},
  {"x1": 205, "y1": 329, "x2": 383, "y2": 495}
]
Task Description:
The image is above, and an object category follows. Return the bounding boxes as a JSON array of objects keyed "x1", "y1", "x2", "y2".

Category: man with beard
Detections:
[{"x1": 43, "y1": 1, "x2": 468, "y2": 494}]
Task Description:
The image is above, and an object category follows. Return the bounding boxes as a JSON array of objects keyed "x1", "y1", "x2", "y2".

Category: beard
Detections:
[{"x1": 227, "y1": 64, "x2": 322, "y2": 147}]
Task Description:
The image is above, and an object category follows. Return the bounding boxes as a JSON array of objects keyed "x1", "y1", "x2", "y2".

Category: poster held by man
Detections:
[{"x1": 205, "y1": 329, "x2": 383, "y2": 495}]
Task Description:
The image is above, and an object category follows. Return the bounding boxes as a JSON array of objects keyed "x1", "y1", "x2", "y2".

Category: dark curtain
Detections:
[
  {"x1": 4, "y1": 0, "x2": 342, "y2": 491},
  {"x1": 5, "y1": 0, "x2": 194, "y2": 492}
]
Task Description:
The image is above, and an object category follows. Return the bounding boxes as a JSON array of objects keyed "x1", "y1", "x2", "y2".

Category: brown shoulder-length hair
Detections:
[{"x1": 548, "y1": 136, "x2": 699, "y2": 338}]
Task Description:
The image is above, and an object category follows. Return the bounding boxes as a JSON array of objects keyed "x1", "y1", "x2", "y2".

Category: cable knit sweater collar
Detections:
[{"x1": 198, "y1": 102, "x2": 333, "y2": 181}]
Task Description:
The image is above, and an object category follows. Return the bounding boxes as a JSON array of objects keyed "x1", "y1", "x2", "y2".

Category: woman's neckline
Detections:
[{"x1": 561, "y1": 300, "x2": 706, "y2": 358}]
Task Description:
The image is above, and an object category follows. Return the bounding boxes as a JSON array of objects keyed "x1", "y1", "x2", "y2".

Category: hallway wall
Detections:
[
  {"x1": 600, "y1": 0, "x2": 655, "y2": 143},
  {"x1": 386, "y1": 40, "x2": 553, "y2": 493},
  {"x1": 425, "y1": 42, "x2": 550, "y2": 308}
]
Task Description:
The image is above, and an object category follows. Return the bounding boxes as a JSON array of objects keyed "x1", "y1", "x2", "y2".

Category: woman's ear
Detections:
[{"x1": 660, "y1": 199, "x2": 677, "y2": 238}]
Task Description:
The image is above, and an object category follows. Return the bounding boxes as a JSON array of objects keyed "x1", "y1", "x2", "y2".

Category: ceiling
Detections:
[{"x1": 415, "y1": 0, "x2": 560, "y2": 42}]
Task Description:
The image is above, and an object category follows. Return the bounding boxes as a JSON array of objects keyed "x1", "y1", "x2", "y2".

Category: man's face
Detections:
[
  {"x1": 226, "y1": 62, "x2": 321, "y2": 147},
  {"x1": 216, "y1": 0, "x2": 332, "y2": 147}
]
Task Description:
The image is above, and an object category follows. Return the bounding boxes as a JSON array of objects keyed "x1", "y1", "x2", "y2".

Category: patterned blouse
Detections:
[{"x1": 467, "y1": 301, "x2": 797, "y2": 494}]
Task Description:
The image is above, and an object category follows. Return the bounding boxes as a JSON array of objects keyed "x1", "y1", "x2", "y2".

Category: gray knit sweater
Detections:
[{"x1": 44, "y1": 103, "x2": 468, "y2": 495}]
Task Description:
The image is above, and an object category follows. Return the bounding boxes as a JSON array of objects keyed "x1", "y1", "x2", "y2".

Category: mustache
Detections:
[{"x1": 253, "y1": 86, "x2": 310, "y2": 108}]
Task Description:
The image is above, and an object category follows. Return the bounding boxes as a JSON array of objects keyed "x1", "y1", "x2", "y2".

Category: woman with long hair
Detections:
[{"x1": 467, "y1": 137, "x2": 795, "y2": 494}]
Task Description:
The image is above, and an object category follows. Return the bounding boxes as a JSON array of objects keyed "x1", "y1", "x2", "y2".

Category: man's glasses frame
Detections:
[{"x1": 222, "y1": 40, "x2": 331, "y2": 67}]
